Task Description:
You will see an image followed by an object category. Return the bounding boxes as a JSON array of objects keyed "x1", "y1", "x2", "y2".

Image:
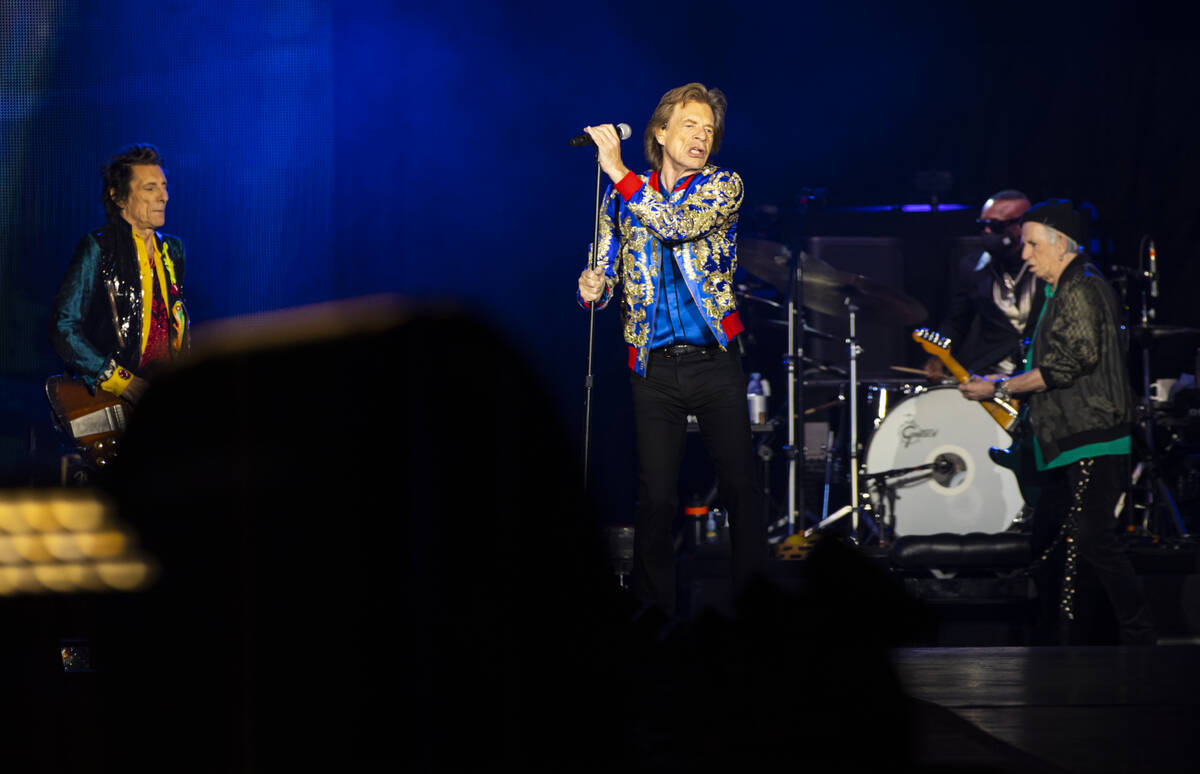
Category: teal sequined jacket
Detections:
[
  {"x1": 580, "y1": 166, "x2": 745, "y2": 376},
  {"x1": 50, "y1": 222, "x2": 189, "y2": 390}
]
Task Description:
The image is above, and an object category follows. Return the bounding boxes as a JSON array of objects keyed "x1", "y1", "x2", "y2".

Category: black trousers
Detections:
[
  {"x1": 629, "y1": 346, "x2": 766, "y2": 615},
  {"x1": 1033, "y1": 454, "x2": 1156, "y2": 644}
]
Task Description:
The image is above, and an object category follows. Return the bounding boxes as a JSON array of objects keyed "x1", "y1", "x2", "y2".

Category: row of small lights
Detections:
[{"x1": 0, "y1": 490, "x2": 156, "y2": 595}]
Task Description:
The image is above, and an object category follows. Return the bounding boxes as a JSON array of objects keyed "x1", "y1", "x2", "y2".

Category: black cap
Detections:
[{"x1": 1021, "y1": 199, "x2": 1087, "y2": 246}]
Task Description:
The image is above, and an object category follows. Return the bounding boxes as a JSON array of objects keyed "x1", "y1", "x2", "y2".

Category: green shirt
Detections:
[{"x1": 1028, "y1": 284, "x2": 1130, "y2": 470}]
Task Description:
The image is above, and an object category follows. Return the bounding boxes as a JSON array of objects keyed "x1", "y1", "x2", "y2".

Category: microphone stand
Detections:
[
  {"x1": 582, "y1": 152, "x2": 604, "y2": 489},
  {"x1": 859, "y1": 458, "x2": 950, "y2": 542}
]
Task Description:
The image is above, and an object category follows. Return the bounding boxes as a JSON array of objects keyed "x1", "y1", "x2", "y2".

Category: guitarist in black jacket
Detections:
[{"x1": 960, "y1": 200, "x2": 1154, "y2": 645}]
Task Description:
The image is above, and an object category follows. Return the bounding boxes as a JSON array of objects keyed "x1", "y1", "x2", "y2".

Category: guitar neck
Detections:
[
  {"x1": 942, "y1": 354, "x2": 1019, "y2": 430},
  {"x1": 940, "y1": 357, "x2": 972, "y2": 384},
  {"x1": 923, "y1": 342, "x2": 972, "y2": 384},
  {"x1": 912, "y1": 328, "x2": 1018, "y2": 431}
]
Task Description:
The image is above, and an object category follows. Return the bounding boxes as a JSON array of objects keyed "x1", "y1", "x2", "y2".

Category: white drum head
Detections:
[{"x1": 864, "y1": 386, "x2": 1024, "y2": 536}]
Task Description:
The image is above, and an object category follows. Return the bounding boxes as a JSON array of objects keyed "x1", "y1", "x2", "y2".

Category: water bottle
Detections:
[
  {"x1": 704, "y1": 509, "x2": 718, "y2": 544},
  {"x1": 709, "y1": 508, "x2": 728, "y2": 545},
  {"x1": 747, "y1": 372, "x2": 767, "y2": 425},
  {"x1": 685, "y1": 494, "x2": 707, "y2": 548}
]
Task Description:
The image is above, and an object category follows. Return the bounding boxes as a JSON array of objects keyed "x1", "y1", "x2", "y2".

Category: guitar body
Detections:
[
  {"x1": 45, "y1": 374, "x2": 129, "y2": 467},
  {"x1": 912, "y1": 328, "x2": 1020, "y2": 431},
  {"x1": 913, "y1": 327, "x2": 1048, "y2": 507}
]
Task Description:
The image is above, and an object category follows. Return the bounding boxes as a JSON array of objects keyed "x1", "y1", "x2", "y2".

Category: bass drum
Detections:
[{"x1": 864, "y1": 386, "x2": 1023, "y2": 536}]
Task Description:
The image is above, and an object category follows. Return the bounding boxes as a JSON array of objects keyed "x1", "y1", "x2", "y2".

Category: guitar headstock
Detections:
[{"x1": 912, "y1": 327, "x2": 952, "y2": 355}]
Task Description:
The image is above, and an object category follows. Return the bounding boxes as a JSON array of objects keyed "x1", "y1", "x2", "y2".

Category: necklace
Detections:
[{"x1": 1001, "y1": 263, "x2": 1029, "y2": 300}]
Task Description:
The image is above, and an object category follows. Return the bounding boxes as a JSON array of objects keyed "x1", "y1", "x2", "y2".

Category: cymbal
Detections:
[
  {"x1": 737, "y1": 238, "x2": 792, "y2": 292},
  {"x1": 760, "y1": 318, "x2": 837, "y2": 340},
  {"x1": 801, "y1": 265, "x2": 928, "y2": 327},
  {"x1": 1129, "y1": 324, "x2": 1200, "y2": 340},
  {"x1": 734, "y1": 289, "x2": 783, "y2": 310},
  {"x1": 737, "y1": 240, "x2": 926, "y2": 326},
  {"x1": 798, "y1": 252, "x2": 855, "y2": 285},
  {"x1": 735, "y1": 286, "x2": 838, "y2": 340},
  {"x1": 738, "y1": 240, "x2": 856, "y2": 290}
]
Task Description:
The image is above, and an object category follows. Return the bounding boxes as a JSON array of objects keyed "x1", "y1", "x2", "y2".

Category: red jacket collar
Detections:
[{"x1": 648, "y1": 170, "x2": 696, "y2": 195}]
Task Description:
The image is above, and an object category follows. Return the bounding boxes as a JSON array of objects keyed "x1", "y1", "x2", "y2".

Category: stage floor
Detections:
[{"x1": 893, "y1": 645, "x2": 1200, "y2": 773}]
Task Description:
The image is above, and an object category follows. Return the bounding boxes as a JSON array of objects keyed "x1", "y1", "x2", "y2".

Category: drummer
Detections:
[{"x1": 924, "y1": 190, "x2": 1044, "y2": 380}]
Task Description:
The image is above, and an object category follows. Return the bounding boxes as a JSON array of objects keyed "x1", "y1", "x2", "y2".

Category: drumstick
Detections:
[
  {"x1": 889, "y1": 365, "x2": 928, "y2": 376},
  {"x1": 803, "y1": 399, "x2": 841, "y2": 415}
]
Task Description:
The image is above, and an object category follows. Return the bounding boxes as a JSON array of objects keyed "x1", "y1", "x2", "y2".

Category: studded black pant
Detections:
[{"x1": 1058, "y1": 455, "x2": 1156, "y2": 645}]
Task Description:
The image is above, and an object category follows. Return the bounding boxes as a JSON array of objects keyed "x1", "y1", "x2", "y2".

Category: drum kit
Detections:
[
  {"x1": 737, "y1": 238, "x2": 1028, "y2": 545},
  {"x1": 738, "y1": 237, "x2": 1020, "y2": 545},
  {"x1": 738, "y1": 236, "x2": 1199, "y2": 545}
]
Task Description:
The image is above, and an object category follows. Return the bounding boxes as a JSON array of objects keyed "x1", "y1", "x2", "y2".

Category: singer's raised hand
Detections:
[{"x1": 583, "y1": 125, "x2": 630, "y2": 184}]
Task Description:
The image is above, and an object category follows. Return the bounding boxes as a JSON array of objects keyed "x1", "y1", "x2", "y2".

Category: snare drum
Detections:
[{"x1": 863, "y1": 386, "x2": 1023, "y2": 536}]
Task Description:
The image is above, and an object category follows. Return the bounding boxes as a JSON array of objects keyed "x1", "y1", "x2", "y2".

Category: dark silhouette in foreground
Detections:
[{"x1": 51, "y1": 300, "x2": 1001, "y2": 771}]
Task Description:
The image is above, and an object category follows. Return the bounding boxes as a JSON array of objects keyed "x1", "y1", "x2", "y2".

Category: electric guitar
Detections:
[
  {"x1": 911, "y1": 328, "x2": 1020, "y2": 431},
  {"x1": 44, "y1": 374, "x2": 130, "y2": 467}
]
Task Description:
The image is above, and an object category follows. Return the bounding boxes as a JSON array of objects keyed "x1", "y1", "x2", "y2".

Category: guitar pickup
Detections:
[
  {"x1": 68, "y1": 404, "x2": 129, "y2": 440},
  {"x1": 991, "y1": 398, "x2": 1019, "y2": 418}
]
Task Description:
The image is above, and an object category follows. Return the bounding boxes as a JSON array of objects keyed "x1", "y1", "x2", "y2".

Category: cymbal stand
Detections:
[
  {"x1": 845, "y1": 296, "x2": 863, "y2": 537},
  {"x1": 837, "y1": 295, "x2": 889, "y2": 545},
  {"x1": 1132, "y1": 239, "x2": 1189, "y2": 536},
  {"x1": 784, "y1": 252, "x2": 806, "y2": 535},
  {"x1": 820, "y1": 426, "x2": 835, "y2": 523}
]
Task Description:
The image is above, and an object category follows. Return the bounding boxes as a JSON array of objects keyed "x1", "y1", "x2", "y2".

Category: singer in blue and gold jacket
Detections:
[
  {"x1": 575, "y1": 83, "x2": 764, "y2": 618},
  {"x1": 578, "y1": 164, "x2": 744, "y2": 376}
]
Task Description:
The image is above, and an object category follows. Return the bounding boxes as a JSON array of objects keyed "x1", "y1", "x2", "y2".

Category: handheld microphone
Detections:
[{"x1": 569, "y1": 123, "x2": 632, "y2": 147}]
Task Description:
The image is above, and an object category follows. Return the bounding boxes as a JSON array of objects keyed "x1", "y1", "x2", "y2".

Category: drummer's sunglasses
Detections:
[{"x1": 976, "y1": 217, "x2": 1021, "y2": 231}]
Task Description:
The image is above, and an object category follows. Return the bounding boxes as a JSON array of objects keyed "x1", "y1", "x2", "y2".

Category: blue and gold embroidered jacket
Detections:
[{"x1": 581, "y1": 165, "x2": 745, "y2": 376}]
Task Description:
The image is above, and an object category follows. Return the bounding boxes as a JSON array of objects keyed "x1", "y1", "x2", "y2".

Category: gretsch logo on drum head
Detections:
[{"x1": 900, "y1": 419, "x2": 937, "y2": 447}]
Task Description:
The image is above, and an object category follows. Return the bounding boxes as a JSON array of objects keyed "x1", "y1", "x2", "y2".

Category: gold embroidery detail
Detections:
[{"x1": 588, "y1": 169, "x2": 744, "y2": 367}]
